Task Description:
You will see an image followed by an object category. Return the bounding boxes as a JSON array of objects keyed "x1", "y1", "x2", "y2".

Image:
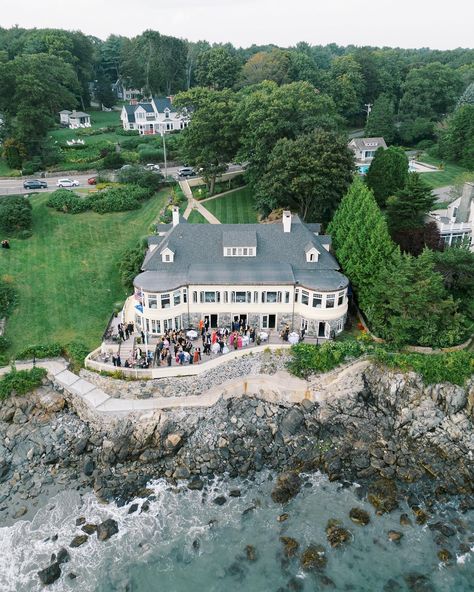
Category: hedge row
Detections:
[
  {"x1": 16, "y1": 341, "x2": 90, "y2": 373},
  {"x1": 287, "y1": 339, "x2": 474, "y2": 386},
  {"x1": 47, "y1": 185, "x2": 154, "y2": 215}
]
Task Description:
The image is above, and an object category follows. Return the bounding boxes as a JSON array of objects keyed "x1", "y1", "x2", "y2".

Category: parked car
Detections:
[
  {"x1": 177, "y1": 166, "x2": 196, "y2": 177},
  {"x1": 56, "y1": 178, "x2": 79, "y2": 187},
  {"x1": 145, "y1": 163, "x2": 161, "y2": 171},
  {"x1": 23, "y1": 179, "x2": 48, "y2": 189},
  {"x1": 87, "y1": 176, "x2": 97, "y2": 185}
]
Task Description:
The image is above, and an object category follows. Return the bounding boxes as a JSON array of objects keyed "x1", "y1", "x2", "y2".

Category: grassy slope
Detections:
[
  {"x1": 202, "y1": 186, "x2": 258, "y2": 223},
  {"x1": 0, "y1": 191, "x2": 166, "y2": 354},
  {"x1": 187, "y1": 209, "x2": 209, "y2": 224},
  {"x1": 419, "y1": 153, "x2": 472, "y2": 189}
]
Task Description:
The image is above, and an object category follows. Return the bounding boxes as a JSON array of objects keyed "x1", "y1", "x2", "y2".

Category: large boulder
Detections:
[
  {"x1": 38, "y1": 562, "x2": 61, "y2": 585},
  {"x1": 280, "y1": 408, "x2": 305, "y2": 436},
  {"x1": 300, "y1": 544, "x2": 327, "y2": 571},
  {"x1": 271, "y1": 471, "x2": 302, "y2": 504},
  {"x1": 96, "y1": 518, "x2": 119, "y2": 541},
  {"x1": 367, "y1": 478, "x2": 398, "y2": 514}
]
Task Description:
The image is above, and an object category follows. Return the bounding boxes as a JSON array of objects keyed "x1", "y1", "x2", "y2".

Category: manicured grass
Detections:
[
  {"x1": 187, "y1": 209, "x2": 209, "y2": 224},
  {"x1": 0, "y1": 191, "x2": 167, "y2": 355},
  {"x1": 202, "y1": 186, "x2": 258, "y2": 223},
  {"x1": 418, "y1": 153, "x2": 472, "y2": 188}
]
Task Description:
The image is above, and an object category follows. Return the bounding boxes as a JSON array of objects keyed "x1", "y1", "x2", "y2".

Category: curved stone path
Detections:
[{"x1": 1, "y1": 355, "x2": 372, "y2": 420}]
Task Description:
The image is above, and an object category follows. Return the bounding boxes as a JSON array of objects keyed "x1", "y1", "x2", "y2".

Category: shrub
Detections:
[
  {"x1": 64, "y1": 341, "x2": 90, "y2": 372},
  {"x1": 3, "y1": 138, "x2": 26, "y2": 169},
  {"x1": 119, "y1": 240, "x2": 147, "y2": 289},
  {"x1": 117, "y1": 166, "x2": 163, "y2": 190},
  {"x1": 0, "y1": 367, "x2": 47, "y2": 399},
  {"x1": 138, "y1": 148, "x2": 163, "y2": 163},
  {"x1": 116, "y1": 129, "x2": 140, "y2": 136},
  {"x1": 99, "y1": 152, "x2": 124, "y2": 170},
  {"x1": 16, "y1": 343, "x2": 63, "y2": 359},
  {"x1": 0, "y1": 280, "x2": 17, "y2": 317},
  {"x1": 287, "y1": 340, "x2": 366, "y2": 379},
  {"x1": 16, "y1": 229, "x2": 32, "y2": 240},
  {"x1": 373, "y1": 350, "x2": 474, "y2": 386},
  {"x1": 47, "y1": 189, "x2": 91, "y2": 214},
  {"x1": 91, "y1": 185, "x2": 151, "y2": 214},
  {"x1": 0, "y1": 195, "x2": 32, "y2": 233},
  {"x1": 0, "y1": 335, "x2": 10, "y2": 353}
]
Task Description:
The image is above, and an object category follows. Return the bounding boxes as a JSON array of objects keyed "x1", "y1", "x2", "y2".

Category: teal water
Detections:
[{"x1": 1, "y1": 472, "x2": 473, "y2": 591}]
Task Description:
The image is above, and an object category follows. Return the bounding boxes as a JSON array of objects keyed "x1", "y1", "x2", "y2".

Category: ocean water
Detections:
[{"x1": 0, "y1": 472, "x2": 473, "y2": 592}]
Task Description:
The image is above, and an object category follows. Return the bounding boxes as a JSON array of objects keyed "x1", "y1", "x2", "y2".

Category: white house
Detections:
[
  {"x1": 112, "y1": 79, "x2": 142, "y2": 101},
  {"x1": 120, "y1": 97, "x2": 189, "y2": 135},
  {"x1": 59, "y1": 110, "x2": 91, "y2": 129},
  {"x1": 428, "y1": 182, "x2": 474, "y2": 251},
  {"x1": 127, "y1": 210, "x2": 349, "y2": 339},
  {"x1": 348, "y1": 137, "x2": 387, "y2": 163}
]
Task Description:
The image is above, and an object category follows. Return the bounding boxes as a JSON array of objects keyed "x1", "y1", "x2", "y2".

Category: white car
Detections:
[
  {"x1": 145, "y1": 163, "x2": 161, "y2": 171},
  {"x1": 56, "y1": 178, "x2": 79, "y2": 187}
]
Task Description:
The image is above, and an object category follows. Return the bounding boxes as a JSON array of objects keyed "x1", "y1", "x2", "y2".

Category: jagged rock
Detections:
[
  {"x1": 96, "y1": 518, "x2": 119, "y2": 541},
  {"x1": 187, "y1": 477, "x2": 204, "y2": 491},
  {"x1": 367, "y1": 478, "x2": 398, "y2": 514},
  {"x1": 271, "y1": 471, "x2": 302, "y2": 504},
  {"x1": 229, "y1": 489, "x2": 241, "y2": 497},
  {"x1": 349, "y1": 507, "x2": 370, "y2": 526},
  {"x1": 70, "y1": 534, "x2": 88, "y2": 548},
  {"x1": 280, "y1": 536, "x2": 299, "y2": 558},
  {"x1": 75, "y1": 517, "x2": 86, "y2": 526},
  {"x1": 245, "y1": 545, "x2": 257, "y2": 561},
  {"x1": 165, "y1": 433, "x2": 183, "y2": 451},
  {"x1": 388, "y1": 530, "x2": 403, "y2": 543},
  {"x1": 128, "y1": 504, "x2": 139, "y2": 515},
  {"x1": 277, "y1": 513, "x2": 289, "y2": 522},
  {"x1": 56, "y1": 548, "x2": 70, "y2": 564},
  {"x1": 412, "y1": 507, "x2": 429, "y2": 525},
  {"x1": 173, "y1": 466, "x2": 190, "y2": 480},
  {"x1": 213, "y1": 496, "x2": 227, "y2": 506},
  {"x1": 68, "y1": 573, "x2": 77, "y2": 580},
  {"x1": 400, "y1": 513, "x2": 412, "y2": 527},
  {"x1": 404, "y1": 573, "x2": 434, "y2": 592},
  {"x1": 437, "y1": 549, "x2": 452, "y2": 562},
  {"x1": 13, "y1": 506, "x2": 27, "y2": 518},
  {"x1": 38, "y1": 562, "x2": 61, "y2": 585},
  {"x1": 81, "y1": 523, "x2": 97, "y2": 535},
  {"x1": 300, "y1": 544, "x2": 327, "y2": 571},
  {"x1": 326, "y1": 519, "x2": 351, "y2": 548}
]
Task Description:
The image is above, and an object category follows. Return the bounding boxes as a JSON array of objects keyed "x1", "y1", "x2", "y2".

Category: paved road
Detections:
[
  {"x1": 433, "y1": 185, "x2": 454, "y2": 203},
  {"x1": 0, "y1": 164, "x2": 244, "y2": 196}
]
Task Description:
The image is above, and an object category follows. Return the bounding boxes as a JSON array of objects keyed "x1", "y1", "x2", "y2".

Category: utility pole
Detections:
[{"x1": 364, "y1": 103, "x2": 373, "y2": 122}]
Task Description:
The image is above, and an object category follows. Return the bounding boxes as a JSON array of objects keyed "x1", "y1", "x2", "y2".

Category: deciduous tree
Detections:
[{"x1": 255, "y1": 130, "x2": 354, "y2": 223}]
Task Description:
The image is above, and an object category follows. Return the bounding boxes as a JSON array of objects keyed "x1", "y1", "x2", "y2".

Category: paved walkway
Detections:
[
  {"x1": 0, "y1": 357, "x2": 311, "y2": 418},
  {"x1": 180, "y1": 179, "x2": 221, "y2": 224}
]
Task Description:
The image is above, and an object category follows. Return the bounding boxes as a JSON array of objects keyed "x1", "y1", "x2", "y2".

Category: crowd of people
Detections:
[{"x1": 102, "y1": 316, "x2": 306, "y2": 370}]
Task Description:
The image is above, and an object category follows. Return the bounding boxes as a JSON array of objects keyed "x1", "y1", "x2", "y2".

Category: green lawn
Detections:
[
  {"x1": 0, "y1": 191, "x2": 166, "y2": 355},
  {"x1": 418, "y1": 153, "x2": 472, "y2": 188},
  {"x1": 202, "y1": 186, "x2": 258, "y2": 223},
  {"x1": 187, "y1": 209, "x2": 209, "y2": 224}
]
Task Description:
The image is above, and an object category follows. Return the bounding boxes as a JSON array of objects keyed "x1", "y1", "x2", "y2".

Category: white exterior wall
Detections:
[{"x1": 128, "y1": 284, "x2": 348, "y2": 334}]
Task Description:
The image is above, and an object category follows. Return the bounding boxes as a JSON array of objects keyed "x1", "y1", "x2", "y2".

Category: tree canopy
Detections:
[
  {"x1": 366, "y1": 146, "x2": 409, "y2": 207},
  {"x1": 255, "y1": 130, "x2": 354, "y2": 223}
]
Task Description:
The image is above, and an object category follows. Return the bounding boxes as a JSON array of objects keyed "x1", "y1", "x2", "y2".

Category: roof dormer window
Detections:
[
  {"x1": 305, "y1": 245, "x2": 319, "y2": 262},
  {"x1": 161, "y1": 247, "x2": 174, "y2": 262}
]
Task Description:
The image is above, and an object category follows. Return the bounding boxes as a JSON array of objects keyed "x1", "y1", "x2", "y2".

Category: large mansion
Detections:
[
  {"x1": 120, "y1": 96, "x2": 189, "y2": 135},
  {"x1": 429, "y1": 182, "x2": 474, "y2": 250},
  {"x1": 128, "y1": 209, "x2": 349, "y2": 338}
]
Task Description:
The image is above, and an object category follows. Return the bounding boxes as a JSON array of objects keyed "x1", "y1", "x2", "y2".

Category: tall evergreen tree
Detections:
[
  {"x1": 366, "y1": 146, "x2": 409, "y2": 207},
  {"x1": 386, "y1": 172, "x2": 436, "y2": 231},
  {"x1": 364, "y1": 94, "x2": 396, "y2": 144}
]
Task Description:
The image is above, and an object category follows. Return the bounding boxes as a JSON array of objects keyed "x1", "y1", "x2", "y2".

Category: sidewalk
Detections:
[{"x1": 179, "y1": 179, "x2": 221, "y2": 224}]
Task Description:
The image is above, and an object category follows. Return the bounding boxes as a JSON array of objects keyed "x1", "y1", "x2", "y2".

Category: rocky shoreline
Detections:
[{"x1": 0, "y1": 357, "x2": 473, "y2": 586}]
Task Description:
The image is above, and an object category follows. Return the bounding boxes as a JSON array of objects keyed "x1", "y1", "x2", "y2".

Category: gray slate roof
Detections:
[
  {"x1": 152, "y1": 96, "x2": 173, "y2": 112},
  {"x1": 223, "y1": 230, "x2": 257, "y2": 247},
  {"x1": 350, "y1": 137, "x2": 387, "y2": 151},
  {"x1": 135, "y1": 216, "x2": 347, "y2": 292},
  {"x1": 70, "y1": 111, "x2": 90, "y2": 118}
]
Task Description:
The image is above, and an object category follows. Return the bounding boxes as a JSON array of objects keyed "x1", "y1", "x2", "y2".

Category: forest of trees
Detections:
[{"x1": 0, "y1": 26, "x2": 473, "y2": 165}]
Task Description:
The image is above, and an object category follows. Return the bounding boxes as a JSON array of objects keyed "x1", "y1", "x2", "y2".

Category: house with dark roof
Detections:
[
  {"x1": 120, "y1": 96, "x2": 190, "y2": 135},
  {"x1": 128, "y1": 209, "x2": 349, "y2": 338},
  {"x1": 348, "y1": 137, "x2": 387, "y2": 163}
]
